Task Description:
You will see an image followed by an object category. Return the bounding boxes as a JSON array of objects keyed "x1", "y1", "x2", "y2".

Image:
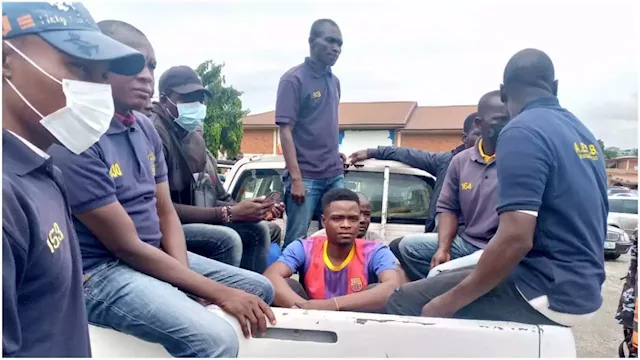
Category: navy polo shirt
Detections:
[
  {"x1": 3, "y1": 130, "x2": 91, "y2": 357},
  {"x1": 496, "y1": 96, "x2": 607, "y2": 315},
  {"x1": 275, "y1": 57, "x2": 343, "y2": 179},
  {"x1": 49, "y1": 112, "x2": 169, "y2": 272}
]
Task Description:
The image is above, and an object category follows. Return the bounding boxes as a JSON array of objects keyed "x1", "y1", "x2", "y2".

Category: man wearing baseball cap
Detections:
[
  {"x1": 2, "y1": 2, "x2": 145, "y2": 357},
  {"x1": 151, "y1": 66, "x2": 285, "y2": 274}
]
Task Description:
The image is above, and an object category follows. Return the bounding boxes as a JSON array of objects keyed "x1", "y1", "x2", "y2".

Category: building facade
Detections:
[{"x1": 240, "y1": 101, "x2": 477, "y2": 156}]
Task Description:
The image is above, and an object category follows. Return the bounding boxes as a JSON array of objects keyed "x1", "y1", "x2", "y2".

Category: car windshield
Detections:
[
  {"x1": 609, "y1": 198, "x2": 638, "y2": 215},
  {"x1": 231, "y1": 168, "x2": 434, "y2": 224}
]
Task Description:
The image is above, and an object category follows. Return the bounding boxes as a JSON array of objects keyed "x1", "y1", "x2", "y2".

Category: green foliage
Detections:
[
  {"x1": 195, "y1": 60, "x2": 249, "y2": 159},
  {"x1": 598, "y1": 139, "x2": 619, "y2": 160}
]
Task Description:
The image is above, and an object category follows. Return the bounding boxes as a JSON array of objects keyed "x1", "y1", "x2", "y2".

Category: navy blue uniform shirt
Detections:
[
  {"x1": 3, "y1": 130, "x2": 91, "y2": 357},
  {"x1": 49, "y1": 112, "x2": 169, "y2": 272},
  {"x1": 496, "y1": 97, "x2": 607, "y2": 315},
  {"x1": 275, "y1": 57, "x2": 343, "y2": 179}
]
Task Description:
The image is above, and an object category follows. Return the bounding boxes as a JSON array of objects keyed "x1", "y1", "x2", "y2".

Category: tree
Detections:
[
  {"x1": 598, "y1": 139, "x2": 618, "y2": 160},
  {"x1": 195, "y1": 60, "x2": 249, "y2": 159}
]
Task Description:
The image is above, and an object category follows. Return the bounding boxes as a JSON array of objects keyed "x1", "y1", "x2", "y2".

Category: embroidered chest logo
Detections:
[
  {"x1": 349, "y1": 276, "x2": 364, "y2": 292},
  {"x1": 312, "y1": 91, "x2": 322, "y2": 99},
  {"x1": 574, "y1": 142, "x2": 599, "y2": 161},
  {"x1": 109, "y1": 162, "x2": 123, "y2": 178},
  {"x1": 461, "y1": 182, "x2": 473, "y2": 190},
  {"x1": 47, "y1": 222, "x2": 65, "y2": 253},
  {"x1": 148, "y1": 153, "x2": 156, "y2": 176}
]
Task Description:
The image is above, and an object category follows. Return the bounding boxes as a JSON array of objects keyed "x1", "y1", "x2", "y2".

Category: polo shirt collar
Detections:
[
  {"x1": 3, "y1": 129, "x2": 49, "y2": 176},
  {"x1": 114, "y1": 112, "x2": 136, "y2": 126},
  {"x1": 470, "y1": 137, "x2": 495, "y2": 165},
  {"x1": 107, "y1": 114, "x2": 140, "y2": 135},
  {"x1": 521, "y1": 96, "x2": 561, "y2": 113},
  {"x1": 304, "y1": 57, "x2": 332, "y2": 78}
]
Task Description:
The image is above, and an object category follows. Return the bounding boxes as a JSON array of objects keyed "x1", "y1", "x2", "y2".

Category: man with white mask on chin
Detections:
[
  {"x1": 2, "y1": 2, "x2": 146, "y2": 357},
  {"x1": 150, "y1": 66, "x2": 285, "y2": 274}
]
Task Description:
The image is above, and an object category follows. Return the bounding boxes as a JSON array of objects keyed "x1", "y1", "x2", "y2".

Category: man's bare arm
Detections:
[
  {"x1": 435, "y1": 211, "x2": 535, "y2": 310},
  {"x1": 437, "y1": 212, "x2": 459, "y2": 251},
  {"x1": 156, "y1": 182, "x2": 188, "y2": 266},
  {"x1": 279, "y1": 124, "x2": 302, "y2": 181},
  {"x1": 76, "y1": 202, "x2": 237, "y2": 304},
  {"x1": 334, "y1": 269, "x2": 399, "y2": 311},
  {"x1": 264, "y1": 262, "x2": 307, "y2": 308}
]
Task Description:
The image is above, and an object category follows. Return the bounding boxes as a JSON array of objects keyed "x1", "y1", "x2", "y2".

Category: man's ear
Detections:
[
  {"x1": 321, "y1": 214, "x2": 326, "y2": 229},
  {"x1": 3, "y1": 42, "x2": 13, "y2": 80},
  {"x1": 473, "y1": 116, "x2": 482, "y2": 130}
]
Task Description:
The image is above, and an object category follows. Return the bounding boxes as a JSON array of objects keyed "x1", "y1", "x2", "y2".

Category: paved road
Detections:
[{"x1": 573, "y1": 253, "x2": 631, "y2": 357}]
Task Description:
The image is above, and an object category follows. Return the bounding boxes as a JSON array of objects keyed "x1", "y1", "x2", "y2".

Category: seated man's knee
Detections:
[
  {"x1": 188, "y1": 321, "x2": 240, "y2": 358},
  {"x1": 389, "y1": 237, "x2": 404, "y2": 259},
  {"x1": 253, "y1": 274, "x2": 275, "y2": 304}
]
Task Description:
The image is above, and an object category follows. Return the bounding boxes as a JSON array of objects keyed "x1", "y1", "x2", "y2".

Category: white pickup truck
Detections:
[{"x1": 89, "y1": 155, "x2": 577, "y2": 357}]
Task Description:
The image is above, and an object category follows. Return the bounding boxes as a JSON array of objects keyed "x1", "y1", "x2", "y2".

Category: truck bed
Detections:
[{"x1": 89, "y1": 306, "x2": 575, "y2": 358}]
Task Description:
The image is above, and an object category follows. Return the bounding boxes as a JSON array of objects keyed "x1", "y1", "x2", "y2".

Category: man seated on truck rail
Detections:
[
  {"x1": 265, "y1": 188, "x2": 399, "y2": 312},
  {"x1": 392, "y1": 90, "x2": 509, "y2": 281},
  {"x1": 386, "y1": 49, "x2": 607, "y2": 328},
  {"x1": 48, "y1": 20, "x2": 275, "y2": 358},
  {"x1": 150, "y1": 65, "x2": 284, "y2": 273},
  {"x1": 349, "y1": 112, "x2": 481, "y2": 235},
  {"x1": 310, "y1": 192, "x2": 383, "y2": 242}
]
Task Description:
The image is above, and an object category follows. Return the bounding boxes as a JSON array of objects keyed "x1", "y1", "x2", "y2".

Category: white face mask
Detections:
[{"x1": 3, "y1": 40, "x2": 115, "y2": 155}]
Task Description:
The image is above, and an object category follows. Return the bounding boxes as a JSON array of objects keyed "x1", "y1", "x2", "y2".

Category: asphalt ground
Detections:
[{"x1": 573, "y1": 253, "x2": 632, "y2": 357}]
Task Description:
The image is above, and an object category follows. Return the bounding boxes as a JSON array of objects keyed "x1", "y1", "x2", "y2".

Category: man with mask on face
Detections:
[
  {"x1": 2, "y1": 3, "x2": 146, "y2": 357},
  {"x1": 385, "y1": 91, "x2": 509, "y2": 283},
  {"x1": 151, "y1": 65, "x2": 284, "y2": 273},
  {"x1": 277, "y1": 19, "x2": 347, "y2": 249},
  {"x1": 49, "y1": 22, "x2": 276, "y2": 357},
  {"x1": 387, "y1": 50, "x2": 607, "y2": 327}
]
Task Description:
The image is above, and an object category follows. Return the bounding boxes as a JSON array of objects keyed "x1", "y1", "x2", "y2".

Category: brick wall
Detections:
[
  {"x1": 240, "y1": 129, "x2": 275, "y2": 155},
  {"x1": 400, "y1": 133, "x2": 461, "y2": 152}
]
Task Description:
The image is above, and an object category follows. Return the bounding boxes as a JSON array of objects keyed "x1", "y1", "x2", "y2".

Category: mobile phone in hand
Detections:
[{"x1": 264, "y1": 191, "x2": 281, "y2": 203}]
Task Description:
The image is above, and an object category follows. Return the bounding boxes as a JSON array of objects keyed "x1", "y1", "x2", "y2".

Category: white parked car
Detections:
[{"x1": 608, "y1": 193, "x2": 638, "y2": 237}]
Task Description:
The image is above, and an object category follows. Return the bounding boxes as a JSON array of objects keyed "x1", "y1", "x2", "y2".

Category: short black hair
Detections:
[
  {"x1": 97, "y1": 20, "x2": 149, "y2": 48},
  {"x1": 463, "y1": 112, "x2": 477, "y2": 133},
  {"x1": 310, "y1": 19, "x2": 339, "y2": 40},
  {"x1": 477, "y1": 90, "x2": 502, "y2": 116},
  {"x1": 503, "y1": 48, "x2": 555, "y2": 92},
  {"x1": 322, "y1": 188, "x2": 360, "y2": 211}
]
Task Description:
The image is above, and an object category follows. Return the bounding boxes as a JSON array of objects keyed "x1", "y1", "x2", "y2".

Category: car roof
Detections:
[
  {"x1": 236, "y1": 154, "x2": 435, "y2": 179},
  {"x1": 609, "y1": 193, "x2": 638, "y2": 199}
]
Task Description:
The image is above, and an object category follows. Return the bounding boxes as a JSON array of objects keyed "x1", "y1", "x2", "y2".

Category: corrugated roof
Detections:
[
  {"x1": 403, "y1": 105, "x2": 477, "y2": 132},
  {"x1": 241, "y1": 101, "x2": 475, "y2": 131}
]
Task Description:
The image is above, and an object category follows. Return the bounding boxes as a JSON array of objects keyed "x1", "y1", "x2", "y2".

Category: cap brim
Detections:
[
  {"x1": 39, "y1": 30, "x2": 146, "y2": 76},
  {"x1": 171, "y1": 83, "x2": 213, "y2": 98}
]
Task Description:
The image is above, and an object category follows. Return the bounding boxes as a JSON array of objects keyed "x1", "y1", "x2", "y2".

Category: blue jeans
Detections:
[
  {"x1": 398, "y1": 233, "x2": 480, "y2": 280},
  {"x1": 183, "y1": 222, "x2": 271, "y2": 273},
  {"x1": 83, "y1": 252, "x2": 275, "y2": 358},
  {"x1": 282, "y1": 174, "x2": 345, "y2": 247}
]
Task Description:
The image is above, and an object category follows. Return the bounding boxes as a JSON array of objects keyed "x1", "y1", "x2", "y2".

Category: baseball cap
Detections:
[
  {"x1": 2, "y1": 2, "x2": 145, "y2": 76},
  {"x1": 159, "y1": 66, "x2": 213, "y2": 98}
]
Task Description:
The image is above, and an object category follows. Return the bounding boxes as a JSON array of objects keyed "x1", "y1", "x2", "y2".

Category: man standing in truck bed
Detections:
[{"x1": 276, "y1": 19, "x2": 346, "y2": 248}]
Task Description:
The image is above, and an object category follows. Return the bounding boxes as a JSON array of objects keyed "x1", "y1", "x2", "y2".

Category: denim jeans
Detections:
[
  {"x1": 397, "y1": 233, "x2": 480, "y2": 280},
  {"x1": 183, "y1": 221, "x2": 271, "y2": 274},
  {"x1": 184, "y1": 223, "x2": 243, "y2": 267},
  {"x1": 83, "y1": 252, "x2": 275, "y2": 358},
  {"x1": 283, "y1": 174, "x2": 345, "y2": 247},
  {"x1": 386, "y1": 266, "x2": 559, "y2": 326}
]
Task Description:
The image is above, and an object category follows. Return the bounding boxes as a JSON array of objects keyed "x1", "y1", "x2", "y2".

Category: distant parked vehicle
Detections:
[
  {"x1": 608, "y1": 194, "x2": 639, "y2": 239},
  {"x1": 608, "y1": 186, "x2": 632, "y2": 196},
  {"x1": 605, "y1": 225, "x2": 633, "y2": 260}
]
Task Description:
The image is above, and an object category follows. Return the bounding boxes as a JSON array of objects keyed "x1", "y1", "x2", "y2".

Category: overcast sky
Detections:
[{"x1": 88, "y1": 0, "x2": 638, "y2": 149}]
